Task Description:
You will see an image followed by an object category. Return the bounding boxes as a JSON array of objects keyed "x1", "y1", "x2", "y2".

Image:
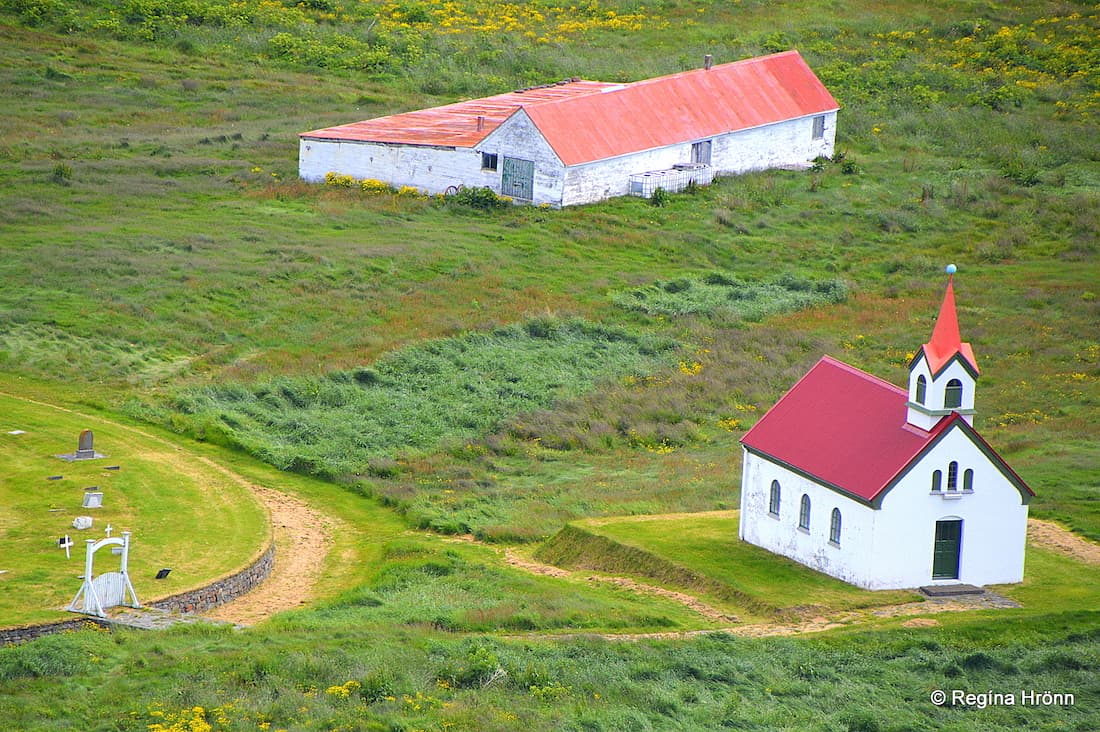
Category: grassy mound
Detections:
[{"x1": 536, "y1": 514, "x2": 919, "y2": 621}]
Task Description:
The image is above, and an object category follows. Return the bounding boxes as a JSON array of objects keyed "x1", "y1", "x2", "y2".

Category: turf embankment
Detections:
[
  {"x1": 535, "y1": 522, "x2": 779, "y2": 618},
  {"x1": 535, "y1": 515, "x2": 921, "y2": 622}
]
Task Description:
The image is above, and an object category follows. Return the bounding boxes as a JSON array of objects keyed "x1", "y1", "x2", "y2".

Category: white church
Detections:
[{"x1": 739, "y1": 271, "x2": 1033, "y2": 590}]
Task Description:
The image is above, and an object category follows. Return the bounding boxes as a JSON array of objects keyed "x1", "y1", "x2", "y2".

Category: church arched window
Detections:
[
  {"x1": 769, "y1": 480, "x2": 781, "y2": 517},
  {"x1": 963, "y1": 469, "x2": 974, "y2": 492},
  {"x1": 799, "y1": 494, "x2": 811, "y2": 530},
  {"x1": 915, "y1": 374, "x2": 927, "y2": 405},
  {"x1": 829, "y1": 508, "x2": 842, "y2": 545},
  {"x1": 931, "y1": 470, "x2": 942, "y2": 492},
  {"x1": 947, "y1": 461, "x2": 959, "y2": 490},
  {"x1": 945, "y1": 379, "x2": 963, "y2": 409}
]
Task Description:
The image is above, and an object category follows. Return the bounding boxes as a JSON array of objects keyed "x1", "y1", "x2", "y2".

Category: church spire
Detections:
[
  {"x1": 906, "y1": 265, "x2": 979, "y2": 430},
  {"x1": 923, "y1": 271, "x2": 979, "y2": 377}
]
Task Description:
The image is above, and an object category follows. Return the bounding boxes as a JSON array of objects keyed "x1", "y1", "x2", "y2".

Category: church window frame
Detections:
[
  {"x1": 945, "y1": 378, "x2": 963, "y2": 409},
  {"x1": 947, "y1": 461, "x2": 959, "y2": 491},
  {"x1": 798, "y1": 494, "x2": 811, "y2": 531},
  {"x1": 963, "y1": 468, "x2": 974, "y2": 492},
  {"x1": 915, "y1": 374, "x2": 927, "y2": 405},
  {"x1": 829, "y1": 508, "x2": 842, "y2": 546},
  {"x1": 931, "y1": 469, "x2": 942, "y2": 492},
  {"x1": 768, "y1": 480, "x2": 781, "y2": 517}
]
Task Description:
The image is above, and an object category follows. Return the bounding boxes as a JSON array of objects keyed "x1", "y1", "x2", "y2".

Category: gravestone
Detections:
[
  {"x1": 72, "y1": 516, "x2": 93, "y2": 530},
  {"x1": 57, "y1": 429, "x2": 105, "y2": 462},
  {"x1": 82, "y1": 492, "x2": 104, "y2": 509}
]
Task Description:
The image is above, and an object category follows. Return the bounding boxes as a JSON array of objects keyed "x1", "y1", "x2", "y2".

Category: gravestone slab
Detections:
[
  {"x1": 82, "y1": 492, "x2": 104, "y2": 509},
  {"x1": 57, "y1": 429, "x2": 105, "y2": 462},
  {"x1": 72, "y1": 516, "x2": 93, "y2": 530}
]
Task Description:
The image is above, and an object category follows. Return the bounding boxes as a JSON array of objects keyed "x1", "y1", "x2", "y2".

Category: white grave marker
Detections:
[{"x1": 59, "y1": 535, "x2": 74, "y2": 559}]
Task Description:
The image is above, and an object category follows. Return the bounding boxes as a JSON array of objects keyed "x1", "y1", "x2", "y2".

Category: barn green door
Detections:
[
  {"x1": 501, "y1": 157, "x2": 534, "y2": 200},
  {"x1": 932, "y1": 519, "x2": 962, "y2": 580}
]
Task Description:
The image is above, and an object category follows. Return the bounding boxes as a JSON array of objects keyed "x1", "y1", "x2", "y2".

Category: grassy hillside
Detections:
[{"x1": 1, "y1": 0, "x2": 1098, "y2": 728}]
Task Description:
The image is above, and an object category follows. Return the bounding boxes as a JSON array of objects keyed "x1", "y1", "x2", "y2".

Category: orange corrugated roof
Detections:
[
  {"x1": 300, "y1": 81, "x2": 619, "y2": 148},
  {"x1": 300, "y1": 51, "x2": 838, "y2": 165},
  {"x1": 525, "y1": 50, "x2": 839, "y2": 165}
]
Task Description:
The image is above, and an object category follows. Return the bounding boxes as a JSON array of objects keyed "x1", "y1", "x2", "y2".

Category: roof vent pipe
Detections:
[
  {"x1": 476, "y1": 116, "x2": 485, "y2": 131},
  {"x1": 704, "y1": 54, "x2": 713, "y2": 70}
]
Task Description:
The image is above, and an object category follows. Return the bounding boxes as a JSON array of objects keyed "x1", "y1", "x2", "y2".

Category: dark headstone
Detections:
[
  {"x1": 104, "y1": 466, "x2": 120, "y2": 471},
  {"x1": 47, "y1": 475, "x2": 63, "y2": 481},
  {"x1": 75, "y1": 429, "x2": 95, "y2": 459},
  {"x1": 57, "y1": 429, "x2": 105, "y2": 461}
]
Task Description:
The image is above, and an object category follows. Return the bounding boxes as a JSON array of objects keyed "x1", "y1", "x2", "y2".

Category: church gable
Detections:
[{"x1": 874, "y1": 415, "x2": 1034, "y2": 509}]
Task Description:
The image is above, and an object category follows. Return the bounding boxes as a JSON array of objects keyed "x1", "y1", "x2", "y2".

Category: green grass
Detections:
[
  {"x1": 0, "y1": 0, "x2": 1098, "y2": 729},
  {"x1": 536, "y1": 515, "x2": 918, "y2": 622},
  {"x1": 0, "y1": 389, "x2": 268, "y2": 627}
]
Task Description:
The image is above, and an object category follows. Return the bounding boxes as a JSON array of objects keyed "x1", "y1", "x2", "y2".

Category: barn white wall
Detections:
[
  {"x1": 740, "y1": 448, "x2": 876, "y2": 588},
  {"x1": 478, "y1": 110, "x2": 565, "y2": 205},
  {"x1": 869, "y1": 428, "x2": 1029, "y2": 589},
  {"x1": 561, "y1": 111, "x2": 836, "y2": 207},
  {"x1": 298, "y1": 138, "x2": 500, "y2": 193},
  {"x1": 300, "y1": 110, "x2": 837, "y2": 207}
]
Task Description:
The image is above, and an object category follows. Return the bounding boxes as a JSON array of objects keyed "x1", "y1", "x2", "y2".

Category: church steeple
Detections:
[{"x1": 906, "y1": 265, "x2": 979, "y2": 430}]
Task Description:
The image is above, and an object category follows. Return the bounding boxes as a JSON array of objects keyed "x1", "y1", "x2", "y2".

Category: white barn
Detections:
[
  {"x1": 739, "y1": 276, "x2": 1033, "y2": 590},
  {"x1": 298, "y1": 51, "x2": 838, "y2": 207}
]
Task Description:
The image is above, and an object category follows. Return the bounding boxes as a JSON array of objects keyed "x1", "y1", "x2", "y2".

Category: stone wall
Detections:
[
  {"x1": 149, "y1": 540, "x2": 275, "y2": 614},
  {"x1": 1, "y1": 540, "x2": 275, "y2": 646}
]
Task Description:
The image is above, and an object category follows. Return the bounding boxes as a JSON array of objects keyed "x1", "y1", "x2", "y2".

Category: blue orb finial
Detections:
[{"x1": 945, "y1": 264, "x2": 957, "y2": 275}]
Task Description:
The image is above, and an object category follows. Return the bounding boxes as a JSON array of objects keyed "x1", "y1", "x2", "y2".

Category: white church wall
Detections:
[
  {"x1": 868, "y1": 428, "x2": 1029, "y2": 589},
  {"x1": 739, "y1": 449, "x2": 876, "y2": 588}
]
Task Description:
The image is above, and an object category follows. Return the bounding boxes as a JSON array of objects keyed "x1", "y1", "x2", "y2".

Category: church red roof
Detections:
[
  {"x1": 741, "y1": 356, "x2": 942, "y2": 503},
  {"x1": 919, "y1": 277, "x2": 979, "y2": 376},
  {"x1": 741, "y1": 355, "x2": 1032, "y2": 504}
]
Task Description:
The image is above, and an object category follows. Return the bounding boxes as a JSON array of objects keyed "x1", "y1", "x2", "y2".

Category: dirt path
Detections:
[
  {"x1": 1027, "y1": 518, "x2": 1100, "y2": 565},
  {"x1": 1, "y1": 391, "x2": 335, "y2": 626},
  {"x1": 199, "y1": 458, "x2": 335, "y2": 625}
]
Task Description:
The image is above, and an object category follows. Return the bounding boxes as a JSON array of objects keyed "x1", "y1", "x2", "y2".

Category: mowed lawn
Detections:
[{"x1": 0, "y1": 389, "x2": 268, "y2": 626}]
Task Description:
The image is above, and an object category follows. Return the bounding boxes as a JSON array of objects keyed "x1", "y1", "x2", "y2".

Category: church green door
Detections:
[{"x1": 932, "y1": 519, "x2": 962, "y2": 579}]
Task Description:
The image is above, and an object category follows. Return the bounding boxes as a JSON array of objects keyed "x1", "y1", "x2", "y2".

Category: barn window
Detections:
[
  {"x1": 931, "y1": 470, "x2": 942, "y2": 492},
  {"x1": 829, "y1": 508, "x2": 842, "y2": 545},
  {"x1": 691, "y1": 140, "x2": 712, "y2": 165},
  {"x1": 945, "y1": 379, "x2": 963, "y2": 409},
  {"x1": 812, "y1": 115, "x2": 825, "y2": 140},
  {"x1": 963, "y1": 469, "x2": 974, "y2": 492},
  {"x1": 768, "y1": 480, "x2": 781, "y2": 517},
  {"x1": 481, "y1": 152, "x2": 499, "y2": 171},
  {"x1": 947, "y1": 461, "x2": 959, "y2": 491},
  {"x1": 915, "y1": 374, "x2": 927, "y2": 405},
  {"x1": 799, "y1": 494, "x2": 811, "y2": 530}
]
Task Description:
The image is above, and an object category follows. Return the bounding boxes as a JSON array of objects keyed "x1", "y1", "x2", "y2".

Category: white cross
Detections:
[
  {"x1": 59, "y1": 535, "x2": 74, "y2": 559},
  {"x1": 104, "y1": 524, "x2": 113, "y2": 538}
]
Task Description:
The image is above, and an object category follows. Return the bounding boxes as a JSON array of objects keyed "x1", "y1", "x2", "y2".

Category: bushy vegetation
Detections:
[
  {"x1": 134, "y1": 318, "x2": 675, "y2": 479},
  {"x1": 611, "y1": 271, "x2": 849, "y2": 318}
]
